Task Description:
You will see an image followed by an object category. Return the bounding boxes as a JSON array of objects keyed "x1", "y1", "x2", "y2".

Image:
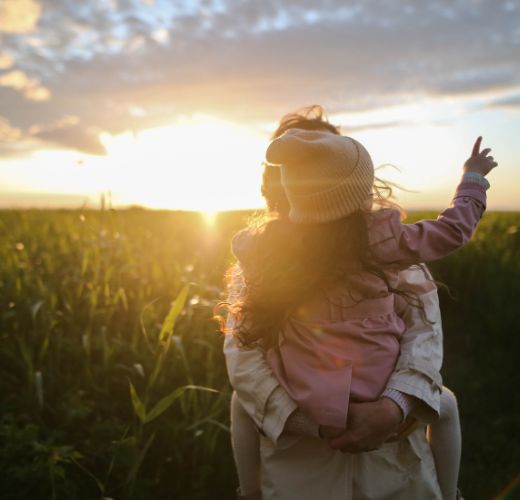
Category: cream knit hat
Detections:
[{"x1": 265, "y1": 128, "x2": 374, "y2": 223}]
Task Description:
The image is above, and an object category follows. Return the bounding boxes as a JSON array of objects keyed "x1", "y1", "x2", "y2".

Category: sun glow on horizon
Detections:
[
  {"x1": 0, "y1": 114, "x2": 268, "y2": 211},
  {"x1": 1, "y1": 108, "x2": 518, "y2": 211},
  {"x1": 97, "y1": 114, "x2": 267, "y2": 212},
  {"x1": 202, "y1": 209, "x2": 218, "y2": 226}
]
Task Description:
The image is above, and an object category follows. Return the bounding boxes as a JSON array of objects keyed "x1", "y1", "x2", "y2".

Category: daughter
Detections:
[{"x1": 224, "y1": 119, "x2": 496, "y2": 499}]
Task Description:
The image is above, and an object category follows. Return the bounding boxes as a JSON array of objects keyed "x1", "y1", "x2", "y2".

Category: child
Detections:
[{"x1": 225, "y1": 121, "x2": 496, "y2": 499}]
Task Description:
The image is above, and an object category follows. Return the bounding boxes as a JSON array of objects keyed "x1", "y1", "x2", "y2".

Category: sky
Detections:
[{"x1": 0, "y1": 0, "x2": 519, "y2": 212}]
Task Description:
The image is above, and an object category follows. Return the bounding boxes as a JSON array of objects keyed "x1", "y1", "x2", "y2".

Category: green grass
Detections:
[{"x1": 0, "y1": 208, "x2": 518, "y2": 499}]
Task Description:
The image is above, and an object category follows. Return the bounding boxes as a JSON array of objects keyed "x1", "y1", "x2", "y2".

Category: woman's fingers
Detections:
[
  {"x1": 472, "y1": 136, "x2": 482, "y2": 157},
  {"x1": 480, "y1": 147, "x2": 491, "y2": 157},
  {"x1": 328, "y1": 432, "x2": 353, "y2": 451}
]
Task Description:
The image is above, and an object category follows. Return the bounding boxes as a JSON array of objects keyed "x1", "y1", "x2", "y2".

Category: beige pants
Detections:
[{"x1": 260, "y1": 427, "x2": 442, "y2": 500}]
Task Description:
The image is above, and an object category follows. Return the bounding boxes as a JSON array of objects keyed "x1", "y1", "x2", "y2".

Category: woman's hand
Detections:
[
  {"x1": 326, "y1": 398, "x2": 403, "y2": 453},
  {"x1": 319, "y1": 425, "x2": 344, "y2": 440},
  {"x1": 463, "y1": 136, "x2": 498, "y2": 176}
]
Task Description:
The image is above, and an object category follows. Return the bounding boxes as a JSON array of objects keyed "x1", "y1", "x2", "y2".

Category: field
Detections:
[{"x1": 0, "y1": 208, "x2": 519, "y2": 500}]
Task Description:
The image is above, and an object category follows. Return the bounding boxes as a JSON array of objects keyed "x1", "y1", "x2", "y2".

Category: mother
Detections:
[{"x1": 224, "y1": 106, "x2": 445, "y2": 499}]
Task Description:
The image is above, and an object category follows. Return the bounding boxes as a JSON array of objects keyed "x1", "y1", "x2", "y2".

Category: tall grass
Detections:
[
  {"x1": 0, "y1": 208, "x2": 518, "y2": 499},
  {"x1": 423, "y1": 212, "x2": 520, "y2": 500},
  {"x1": 0, "y1": 209, "x2": 240, "y2": 499}
]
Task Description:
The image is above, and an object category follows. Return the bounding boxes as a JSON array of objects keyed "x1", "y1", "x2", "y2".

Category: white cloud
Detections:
[
  {"x1": 0, "y1": 117, "x2": 22, "y2": 141},
  {"x1": 0, "y1": 0, "x2": 42, "y2": 33},
  {"x1": 0, "y1": 0, "x2": 519, "y2": 156},
  {"x1": 0, "y1": 52, "x2": 13, "y2": 69},
  {"x1": 150, "y1": 27, "x2": 169, "y2": 44},
  {"x1": 0, "y1": 70, "x2": 51, "y2": 101}
]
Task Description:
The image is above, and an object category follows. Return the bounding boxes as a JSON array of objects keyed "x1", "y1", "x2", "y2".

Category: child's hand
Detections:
[{"x1": 463, "y1": 136, "x2": 498, "y2": 176}]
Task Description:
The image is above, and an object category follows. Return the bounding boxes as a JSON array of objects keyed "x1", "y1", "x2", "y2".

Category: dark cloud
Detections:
[
  {"x1": 487, "y1": 93, "x2": 520, "y2": 110},
  {"x1": 342, "y1": 121, "x2": 416, "y2": 134},
  {"x1": 0, "y1": 0, "x2": 519, "y2": 157},
  {"x1": 34, "y1": 124, "x2": 107, "y2": 155}
]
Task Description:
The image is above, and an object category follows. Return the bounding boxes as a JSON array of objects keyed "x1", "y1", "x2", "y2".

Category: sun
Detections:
[
  {"x1": 202, "y1": 210, "x2": 217, "y2": 226},
  {"x1": 98, "y1": 114, "x2": 267, "y2": 212}
]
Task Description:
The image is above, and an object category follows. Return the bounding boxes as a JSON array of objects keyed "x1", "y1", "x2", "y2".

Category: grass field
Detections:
[{"x1": 0, "y1": 208, "x2": 519, "y2": 499}]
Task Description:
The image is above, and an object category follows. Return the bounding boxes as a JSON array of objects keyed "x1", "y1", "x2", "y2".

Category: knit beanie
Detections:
[{"x1": 265, "y1": 128, "x2": 374, "y2": 223}]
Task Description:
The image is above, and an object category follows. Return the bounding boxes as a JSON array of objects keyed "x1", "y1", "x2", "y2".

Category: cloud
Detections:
[
  {"x1": 28, "y1": 114, "x2": 80, "y2": 134},
  {"x1": 0, "y1": 52, "x2": 13, "y2": 69},
  {"x1": 0, "y1": 0, "x2": 42, "y2": 33},
  {"x1": 0, "y1": 113, "x2": 106, "y2": 157},
  {"x1": 0, "y1": 70, "x2": 51, "y2": 101},
  {"x1": 0, "y1": 116, "x2": 38, "y2": 158},
  {"x1": 27, "y1": 115, "x2": 106, "y2": 155},
  {"x1": 342, "y1": 121, "x2": 416, "y2": 134},
  {"x1": 33, "y1": 124, "x2": 107, "y2": 155},
  {"x1": 0, "y1": 117, "x2": 22, "y2": 142},
  {"x1": 0, "y1": 0, "x2": 519, "y2": 157},
  {"x1": 65, "y1": 2, "x2": 519, "y2": 110},
  {"x1": 487, "y1": 93, "x2": 520, "y2": 110}
]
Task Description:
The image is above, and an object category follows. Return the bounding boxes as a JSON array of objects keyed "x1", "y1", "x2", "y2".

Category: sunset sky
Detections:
[{"x1": 0, "y1": 0, "x2": 519, "y2": 212}]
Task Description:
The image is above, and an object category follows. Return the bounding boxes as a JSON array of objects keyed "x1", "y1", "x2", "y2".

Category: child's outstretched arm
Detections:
[{"x1": 370, "y1": 137, "x2": 497, "y2": 266}]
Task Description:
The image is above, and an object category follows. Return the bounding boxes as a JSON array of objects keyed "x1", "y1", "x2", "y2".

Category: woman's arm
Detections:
[
  {"x1": 224, "y1": 333, "x2": 298, "y2": 444},
  {"x1": 383, "y1": 265, "x2": 444, "y2": 421},
  {"x1": 223, "y1": 265, "x2": 298, "y2": 444}
]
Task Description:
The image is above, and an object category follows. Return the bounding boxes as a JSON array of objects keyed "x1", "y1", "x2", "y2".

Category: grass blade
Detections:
[
  {"x1": 129, "y1": 381, "x2": 147, "y2": 423},
  {"x1": 159, "y1": 284, "x2": 189, "y2": 343},
  {"x1": 144, "y1": 385, "x2": 218, "y2": 424}
]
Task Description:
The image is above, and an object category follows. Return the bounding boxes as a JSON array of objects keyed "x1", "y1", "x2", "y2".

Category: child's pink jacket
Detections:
[{"x1": 232, "y1": 181, "x2": 486, "y2": 428}]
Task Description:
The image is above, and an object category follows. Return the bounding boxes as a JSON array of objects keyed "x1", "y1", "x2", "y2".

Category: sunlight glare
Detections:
[
  {"x1": 202, "y1": 210, "x2": 217, "y2": 226},
  {"x1": 99, "y1": 114, "x2": 266, "y2": 212}
]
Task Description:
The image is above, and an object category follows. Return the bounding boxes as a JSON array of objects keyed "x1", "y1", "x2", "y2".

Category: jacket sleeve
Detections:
[
  {"x1": 371, "y1": 182, "x2": 486, "y2": 266},
  {"x1": 223, "y1": 265, "x2": 298, "y2": 444},
  {"x1": 385, "y1": 265, "x2": 444, "y2": 423}
]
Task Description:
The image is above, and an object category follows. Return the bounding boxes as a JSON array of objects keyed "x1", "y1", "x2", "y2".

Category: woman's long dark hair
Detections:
[{"x1": 217, "y1": 105, "x2": 430, "y2": 349}]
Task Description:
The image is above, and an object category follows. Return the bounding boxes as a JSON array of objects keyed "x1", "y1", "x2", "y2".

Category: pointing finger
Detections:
[{"x1": 472, "y1": 136, "x2": 482, "y2": 157}]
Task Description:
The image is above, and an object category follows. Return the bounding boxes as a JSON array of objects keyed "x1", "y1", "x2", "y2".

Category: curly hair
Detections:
[{"x1": 219, "y1": 105, "x2": 430, "y2": 349}]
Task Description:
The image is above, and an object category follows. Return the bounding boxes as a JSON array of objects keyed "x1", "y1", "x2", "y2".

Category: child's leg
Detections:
[
  {"x1": 427, "y1": 387, "x2": 462, "y2": 500},
  {"x1": 230, "y1": 391, "x2": 262, "y2": 498}
]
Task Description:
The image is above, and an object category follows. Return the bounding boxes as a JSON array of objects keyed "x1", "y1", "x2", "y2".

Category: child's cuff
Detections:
[
  {"x1": 462, "y1": 172, "x2": 490, "y2": 190},
  {"x1": 381, "y1": 388, "x2": 417, "y2": 421}
]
